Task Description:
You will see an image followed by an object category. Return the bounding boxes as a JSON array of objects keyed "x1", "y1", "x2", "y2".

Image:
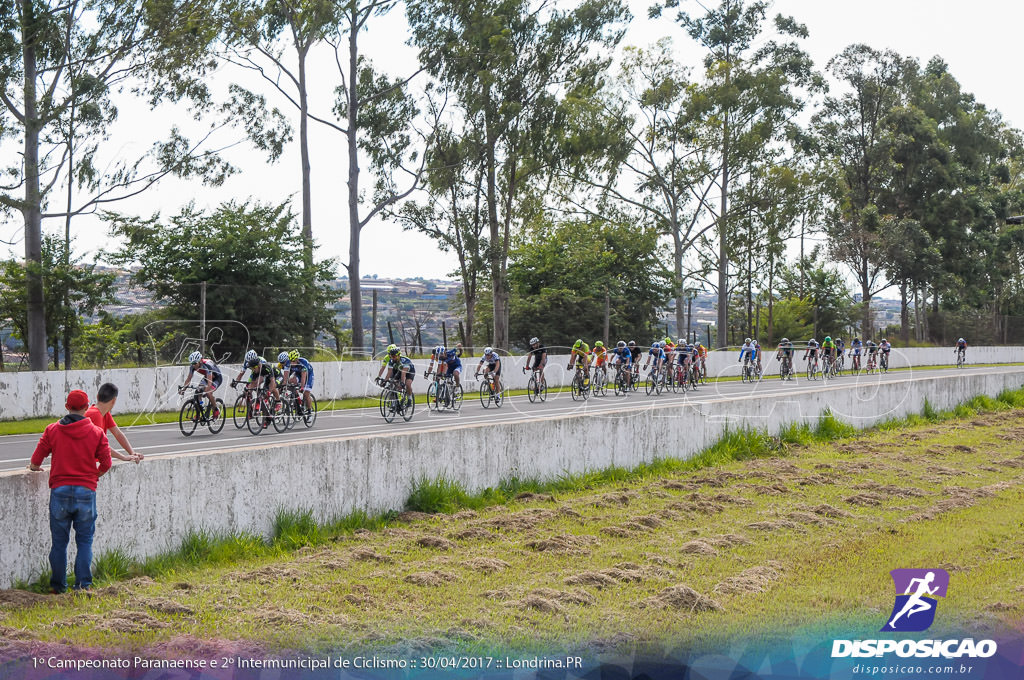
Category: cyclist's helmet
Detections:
[
  {"x1": 781, "y1": 337, "x2": 789, "y2": 344},
  {"x1": 651, "y1": 343, "x2": 660, "y2": 350},
  {"x1": 664, "y1": 337, "x2": 671, "y2": 344},
  {"x1": 188, "y1": 351, "x2": 202, "y2": 364},
  {"x1": 824, "y1": 336, "x2": 831, "y2": 343},
  {"x1": 245, "y1": 349, "x2": 258, "y2": 363},
  {"x1": 881, "y1": 338, "x2": 887, "y2": 343},
  {"x1": 958, "y1": 337, "x2": 964, "y2": 342},
  {"x1": 745, "y1": 338, "x2": 751, "y2": 344},
  {"x1": 809, "y1": 339, "x2": 816, "y2": 345},
  {"x1": 687, "y1": 343, "x2": 694, "y2": 350},
  {"x1": 594, "y1": 341, "x2": 604, "y2": 348},
  {"x1": 288, "y1": 350, "x2": 300, "y2": 361},
  {"x1": 484, "y1": 346, "x2": 493, "y2": 355},
  {"x1": 854, "y1": 337, "x2": 860, "y2": 343},
  {"x1": 573, "y1": 339, "x2": 583, "y2": 349},
  {"x1": 616, "y1": 340, "x2": 626, "y2": 349},
  {"x1": 837, "y1": 337, "x2": 843, "y2": 343},
  {"x1": 387, "y1": 344, "x2": 400, "y2": 356},
  {"x1": 529, "y1": 337, "x2": 539, "y2": 345},
  {"x1": 677, "y1": 338, "x2": 684, "y2": 345},
  {"x1": 433, "y1": 345, "x2": 445, "y2": 356},
  {"x1": 278, "y1": 351, "x2": 290, "y2": 363},
  {"x1": 628, "y1": 340, "x2": 636, "y2": 347}
]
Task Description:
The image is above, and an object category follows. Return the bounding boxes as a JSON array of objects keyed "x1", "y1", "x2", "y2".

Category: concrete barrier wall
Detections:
[
  {"x1": 1, "y1": 346, "x2": 1020, "y2": 420},
  {"x1": 1, "y1": 367, "x2": 1022, "y2": 589}
]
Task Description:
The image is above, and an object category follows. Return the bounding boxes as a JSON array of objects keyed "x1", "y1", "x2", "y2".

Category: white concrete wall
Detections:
[
  {"x1": 1, "y1": 367, "x2": 1022, "y2": 589},
  {"x1": 1, "y1": 346, "x2": 1020, "y2": 420}
]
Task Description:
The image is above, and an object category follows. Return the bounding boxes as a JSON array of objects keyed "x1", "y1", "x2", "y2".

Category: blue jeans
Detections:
[{"x1": 49, "y1": 485, "x2": 97, "y2": 592}]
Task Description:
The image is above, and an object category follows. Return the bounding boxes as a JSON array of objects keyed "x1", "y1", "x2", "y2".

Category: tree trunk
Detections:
[
  {"x1": 672, "y1": 228, "x2": 684, "y2": 336},
  {"x1": 484, "y1": 111, "x2": 505, "y2": 349},
  {"x1": 899, "y1": 281, "x2": 909, "y2": 344},
  {"x1": 767, "y1": 264, "x2": 774, "y2": 345},
  {"x1": 297, "y1": 45, "x2": 315, "y2": 349},
  {"x1": 716, "y1": 112, "x2": 729, "y2": 348},
  {"x1": 346, "y1": 14, "x2": 365, "y2": 354},
  {"x1": 861, "y1": 259, "x2": 872, "y2": 340},
  {"x1": 22, "y1": 0, "x2": 47, "y2": 371}
]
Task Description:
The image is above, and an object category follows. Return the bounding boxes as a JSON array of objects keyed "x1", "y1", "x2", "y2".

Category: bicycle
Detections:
[
  {"x1": 779, "y1": 354, "x2": 795, "y2": 381},
  {"x1": 477, "y1": 370, "x2": 504, "y2": 408},
  {"x1": 805, "y1": 354, "x2": 820, "y2": 381},
  {"x1": 591, "y1": 364, "x2": 608, "y2": 396},
  {"x1": 879, "y1": 352, "x2": 889, "y2": 373},
  {"x1": 698, "y1": 356, "x2": 708, "y2": 384},
  {"x1": 177, "y1": 384, "x2": 225, "y2": 437},
  {"x1": 426, "y1": 370, "x2": 463, "y2": 411},
  {"x1": 645, "y1": 364, "x2": 666, "y2": 396},
  {"x1": 570, "y1": 364, "x2": 591, "y2": 401},
  {"x1": 244, "y1": 383, "x2": 283, "y2": 435},
  {"x1": 850, "y1": 351, "x2": 861, "y2": 373},
  {"x1": 865, "y1": 352, "x2": 878, "y2": 374},
  {"x1": 821, "y1": 353, "x2": 835, "y2": 381},
  {"x1": 524, "y1": 367, "x2": 547, "y2": 403},
  {"x1": 283, "y1": 383, "x2": 318, "y2": 428},
  {"x1": 231, "y1": 380, "x2": 255, "y2": 430},
  {"x1": 741, "y1": 356, "x2": 760, "y2": 383},
  {"x1": 613, "y1": 362, "x2": 632, "y2": 396},
  {"x1": 378, "y1": 376, "x2": 415, "y2": 423},
  {"x1": 956, "y1": 350, "x2": 966, "y2": 369}
]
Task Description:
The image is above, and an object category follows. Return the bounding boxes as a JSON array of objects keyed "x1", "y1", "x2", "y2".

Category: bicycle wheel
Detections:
[
  {"x1": 179, "y1": 400, "x2": 199, "y2": 437},
  {"x1": 232, "y1": 393, "x2": 248, "y2": 429},
  {"x1": 302, "y1": 394, "x2": 318, "y2": 427},
  {"x1": 207, "y1": 398, "x2": 226, "y2": 434},
  {"x1": 480, "y1": 380, "x2": 492, "y2": 408},
  {"x1": 271, "y1": 396, "x2": 288, "y2": 433},
  {"x1": 401, "y1": 391, "x2": 415, "y2": 421},
  {"x1": 246, "y1": 397, "x2": 266, "y2": 435},
  {"x1": 613, "y1": 371, "x2": 624, "y2": 396},
  {"x1": 381, "y1": 390, "x2": 398, "y2": 423},
  {"x1": 527, "y1": 376, "x2": 538, "y2": 403},
  {"x1": 572, "y1": 375, "x2": 583, "y2": 401},
  {"x1": 645, "y1": 375, "x2": 656, "y2": 396},
  {"x1": 451, "y1": 384, "x2": 463, "y2": 411},
  {"x1": 428, "y1": 381, "x2": 439, "y2": 411}
]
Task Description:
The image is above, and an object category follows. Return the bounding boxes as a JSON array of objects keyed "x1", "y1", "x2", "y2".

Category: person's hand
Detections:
[
  {"x1": 132, "y1": 452, "x2": 144, "y2": 463},
  {"x1": 28, "y1": 463, "x2": 42, "y2": 472},
  {"x1": 178, "y1": 386, "x2": 185, "y2": 395}
]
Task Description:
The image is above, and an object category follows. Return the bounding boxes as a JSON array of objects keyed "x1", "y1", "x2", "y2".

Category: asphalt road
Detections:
[{"x1": 0, "y1": 366, "x2": 1009, "y2": 472}]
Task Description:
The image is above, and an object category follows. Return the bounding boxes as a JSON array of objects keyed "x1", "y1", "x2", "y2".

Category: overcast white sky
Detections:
[{"x1": 4, "y1": 0, "x2": 1023, "y2": 294}]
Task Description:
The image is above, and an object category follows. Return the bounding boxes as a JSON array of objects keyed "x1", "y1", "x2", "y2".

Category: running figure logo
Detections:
[{"x1": 882, "y1": 568, "x2": 950, "y2": 632}]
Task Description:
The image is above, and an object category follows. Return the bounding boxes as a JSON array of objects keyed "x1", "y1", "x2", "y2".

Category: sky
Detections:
[{"x1": 3, "y1": 0, "x2": 1024, "y2": 294}]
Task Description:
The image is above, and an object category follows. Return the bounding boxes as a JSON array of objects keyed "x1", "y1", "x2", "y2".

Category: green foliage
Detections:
[
  {"x1": 815, "y1": 410, "x2": 857, "y2": 440},
  {"x1": 0, "y1": 235, "x2": 116, "y2": 368},
  {"x1": 405, "y1": 477, "x2": 483, "y2": 514},
  {"x1": 104, "y1": 201, "x2": 337, "y2": 354},
  {"x1": 506, "y1": 218, "x2": 672, "y2": 348},
  {"x1": 92, "y1": 549, "x2": 135, "y2": 585},
  {"x1": 272, "y1": 508, "x2": 323, "y2": 549}
]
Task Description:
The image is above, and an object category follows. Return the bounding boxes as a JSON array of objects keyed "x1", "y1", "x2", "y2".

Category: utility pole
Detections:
[
  {"x1": 603, "y1": 292, "x2": 610, "y2": 346},
  {"x1": 371, "y1": 288, "x2": 378, "y2": 357},
  {"x1": 200, "y1": 281, "x2": 207, "y2": 355}
]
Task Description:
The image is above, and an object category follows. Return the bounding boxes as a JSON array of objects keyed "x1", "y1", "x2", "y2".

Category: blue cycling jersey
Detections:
[
  {"x1": 444, "y1": 348, "x2": 459, "y2": 362},
  {"x1": 648, "y1": 348, "x2": 665, "y2": 360},
  {"x1": 287, "y1": 357, "x2": 314, "y2": 378},
  {"x1": 612, "y1": 347, "x2": 631, "y2": 363}
]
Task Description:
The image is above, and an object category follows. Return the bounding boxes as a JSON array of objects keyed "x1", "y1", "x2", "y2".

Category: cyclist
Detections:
[
  {"x1": 850, "y1": 337, "x2": 863, "y2": 371},
  {"x1": 738, "y1": 337, "x2": 757, "y2": 375},
  {"x1": 803, "y1": 338, "x2": 820, "y2": 373},
  {"x1": 567, "y1": 339, "x2": 591, "y2": 387},
  {"x1": 776, "y1": 338, "x2": 794, "y2": 378},
  {"x1": 642, "y1": 341, "x2": 667, "y2": 380},
  {"x1": 662, "y1": 337, "x2": 676, "y2": 373},
  {"x1": 178, "y1": 351, "x2": 222, "y2": 418},
  {"x1": 377, "y1": 344, "x2": 415, "y2": 404},
  {"x1": 696, "y1": 341, "x2": 708, "y2": 379},
  {"x1": 754, "y1": 339, "x2": 763, "y2": 374},
  {"x1": 476, "y1": 346, "x2": 502, "y2": 395},
  {"x1": 821, "y1": 336, "x2": 837, "y2": 373},
  {"x1": 591, "y1": 341, "x2": 608, "y2": 382},
  {"x1": 866, "y1": 339, "x2": 878, "y2": 369},
  {"x1": 955, "y1": 337, "x2": 968, "y2": 364},
  {"x1": 681, "y1": 342, "x2": 698, "y2": 385},
  {"x1": 611, "y1": 340, "x2": 632, "y2": 386},
  {"x1": 835, "y1": 337, "x2": 846, "y2": 369},
  {"x1": 523, "y1": 337, "x2": 547, "y2": 384},
  {"x1": 627, "y1": 340, "x2": 642, "y2": 383},
  {"x1": 879, "y1": 338, "x2": 892, "y2": 370},
  {"x1": 428, "y1": 344, "x2": 463, "y2": 389},
  {"x1": 234, "y1": 349, "x2": 282, "y2": 409},
  {"x1": 281, "y1": 350, "x2": 315, "y2": 413}
]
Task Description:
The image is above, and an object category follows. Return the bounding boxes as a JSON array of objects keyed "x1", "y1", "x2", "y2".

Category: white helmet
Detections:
[
  {"x1": 278, "y1": 351, "x2": 290, "y2": 363},
  {"x1": 188, "y1": 351, "x2": 202, "y2": 364},
  {"x1": 745, "y1": 338, "x2": 752, "y2": 344},
  {"x1": 484, "y1": 346, "x2": 493, "y2": 355},
  {"x1": 958, "y1": 337, "x2": 964, "y2": 342},
  {"x1": 529, "y1": 337, "x2": 539, "y2": 345},
  {"x1": 434, "y1": 345, "x2": 445, "y2": 354},
  {"x1": 245, "y1": 349, "x2": 258, "y2": 363}
]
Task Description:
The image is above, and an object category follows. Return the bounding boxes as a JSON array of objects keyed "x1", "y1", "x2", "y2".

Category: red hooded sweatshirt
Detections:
[{"x1": 31, "y1": 415, "x2": 112, "y2": 491}]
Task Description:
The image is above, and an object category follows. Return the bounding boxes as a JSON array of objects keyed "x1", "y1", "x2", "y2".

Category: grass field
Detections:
[{"x1": 1, "y1": 396, "x2": 1022, "y2": 656}]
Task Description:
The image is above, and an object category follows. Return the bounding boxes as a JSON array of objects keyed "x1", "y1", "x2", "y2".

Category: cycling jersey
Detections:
[
  {"x1": 246, "y1": 357, "x2": 282, "y2": 381},
  {"x1": 611, "y1": 347, "x2": 631, "y2": 366},
  {"x1": 738, "y1": 343, "x2": 757, "y2": 361},
  {"x1": 956, "y1": 341, "x2": 968, "y2": 349},
  {"x1": 526, "y1": 344, "x2": 547, "y2": 369},
  {"x1": 383, "y1": 355, "x2": 416, "y2": 374},
  {"x1": 851, "y1": 341, "x2": 862, "y2": 355},
  {"x1": 821, "y1": 340, "x2": 836, "y2": 356},
  {"x1": 479, "y1": 351, "x2": 500, "y2": 365},
  {"x1": 879, "y1": 342, "x2": 891, "y2": 353},
  {"x1": 629, "y1": 346, "x2": 642, "y2": 363},
  {"x1": 777, "y1": 343, "x2": 794, "y2": 357},
  {"x1": 591, "y1": 346, "x2": 607, "y2": 366},
  {"x1": 571, "y1": 343, "x2": 590, "y2": 360},
  {"x1": 287, "y1": 357, "x2": 315, "y2": 388},
  {"x1": 697, "y1": 345, "x2": 708, "y2": 358},
  {"x1": 189, "y1": 359, "x2": 222, "y2": 387},
  {"x1": 648, "y1": 347, "x2": 666, "y2": 362}
]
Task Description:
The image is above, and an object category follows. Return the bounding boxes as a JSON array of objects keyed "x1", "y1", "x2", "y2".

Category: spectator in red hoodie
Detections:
[
  {"x1": 29, "y1": 390, "x2": 112, "y2": 593},
  {"x1": 85, "y1": 383, "x2": 142, "y2": 463}
]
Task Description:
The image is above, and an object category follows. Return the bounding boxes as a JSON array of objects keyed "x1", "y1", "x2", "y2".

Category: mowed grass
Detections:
[{"x1": 2, "y1": 397, "x2": 1024, "y2": 655}]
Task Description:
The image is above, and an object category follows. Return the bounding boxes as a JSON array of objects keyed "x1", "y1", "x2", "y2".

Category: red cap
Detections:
[{"x1": 65, "y1": 390, "x2": 90, "y2": 411}]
